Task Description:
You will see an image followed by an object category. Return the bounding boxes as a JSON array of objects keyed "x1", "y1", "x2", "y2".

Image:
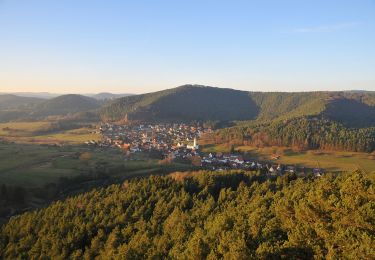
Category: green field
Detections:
[
  {"x1": 0, "y1": 142, "x2": 192, "y2": 224},
  {"x1": 0, "y1": 121, "x2": 53, "y2": 135},
  {"x1": 202, "y1": 144, "x2": 375, "y2": 173},
  {"x1": 0, "y1": 142, "x2": 190, "y2": 188},
  {"x1": 0, "y1": 121, "x2": 100, "y2": 144}
]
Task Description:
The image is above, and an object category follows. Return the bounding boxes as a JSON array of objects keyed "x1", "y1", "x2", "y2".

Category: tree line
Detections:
[{"x1": 213, "y1": 117, "x2": 375, "y2": 152}]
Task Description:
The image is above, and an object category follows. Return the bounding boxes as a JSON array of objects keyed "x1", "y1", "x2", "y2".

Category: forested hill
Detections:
[
  {"x1": 1, "y1": 86, "x2": 374, "y2": 126},
  {"x1": 32, "y1": 94, "x2": 101, "y2": 117},
  {"x1": 0, "y1": 94, "x2": 45, "y2": 110},
  {"x1": 0, "y1": 94, "x2": 102, "y2": 122},
  {"x1": 99, "y1": 85, "x2": 375, "y2": 127},
  {"x1": 99, "y1": 85, "x2": 259, "y2": 122},
  {"x1": 1, "y1": 170, "x2": 374, "y2": 259},
  {"x1": 213, "y1": 117, "x2": 375, "y2": 152}
]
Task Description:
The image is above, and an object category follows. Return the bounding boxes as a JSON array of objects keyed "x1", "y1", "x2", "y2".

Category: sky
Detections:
[{"x1": 0, "y1": 0, "x2": 374, "y2": 94}]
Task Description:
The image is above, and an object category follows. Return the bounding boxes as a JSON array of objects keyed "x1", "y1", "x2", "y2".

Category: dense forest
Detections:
[
  {"x1": 1, "y1": 170, "x2": 374, "y2": 259},
  {"x1": 99, "y1": 85, "x2": 375, "y2": 126},
  {"x1": 99, "y1": 85, "x2": 259, "y2": 122},
  {"x1": 213, "y1": 117, "x2": 375, "y2": 152},
  {"x1": 32, "y1": 94, "x2": 101, "y2": 118},
  {"x1": 0, "y1": 94, "x2": 101, "y2": 122},
  {"x1": 1, "y1": 86, "x2": 374, "y2": 126}
]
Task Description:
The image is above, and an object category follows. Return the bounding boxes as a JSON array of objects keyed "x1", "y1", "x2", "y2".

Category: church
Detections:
[{"x1": 187, "y1": 137, "x2": 199, "y2": 150}]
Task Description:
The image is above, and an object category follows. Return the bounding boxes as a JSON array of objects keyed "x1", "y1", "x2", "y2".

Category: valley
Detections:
[
  {"x1": 2, "y1": 1, "x2": 375, "y2": 257},
  {"x1": 0, "y1": 85, "x2": 374, "y2": 258}
]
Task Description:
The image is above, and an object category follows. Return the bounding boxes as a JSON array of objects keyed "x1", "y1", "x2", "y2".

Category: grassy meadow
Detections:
[
  {"x1": 202, "y1": 144, "x2": 375, "y2": 173},
  {"x1": 0, "y1": 142, "x2": 190, "y2": 188},
  {"x1": 0, "y1": 121, "x2": 100, "y2": 144},
  {"x1": 0, "y1": 141, "x2": 192, "y2": 225}
]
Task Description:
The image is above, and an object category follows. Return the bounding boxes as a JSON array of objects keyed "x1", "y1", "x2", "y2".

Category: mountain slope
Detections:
[
  {"x1": 249, "y1": 92, "x2": 328, "y2": 120},
  {"x1": 0, "y1": 94, "x2": 45, "y2": 110},
  {"x1": 90, "y1": 92, "x2": 133, "y2": 100},
  {"x1": 32, "y1": 94, "x2": 101, "y2": 117},
  {"x1": 100, "y1": 85, "x2": 259, "y2": 122},
  {"x1": 1, "y1": 86, "x2": 374, "y2": 126},
  {"x1": 99, "y1": 85, "x2": 375, "y2": 127},
  {"x1": 322, "y1": 98, "x2": 375, "y2": 128},
  {"x1": 214, "y1": 116, "x2": 375, "y2": 152}
]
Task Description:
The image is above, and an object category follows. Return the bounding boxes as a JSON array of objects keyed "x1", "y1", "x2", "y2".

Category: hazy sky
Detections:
[{"x1": 0, "y1": 0, "x2": 374, "y2": 94}]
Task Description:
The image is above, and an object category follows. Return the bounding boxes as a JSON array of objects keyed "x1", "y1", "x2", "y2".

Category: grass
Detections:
[
  {"x1": 0, "y1": 121, "x2": 100, "y2": 144},
  {"x1": 202, "y1": 144, "x2": 375, "y2": 173},
  {"x1": 31, "y1": 128, "x2": 100, "y2": 144},
  {"x1": 0, "y1": 142, "x2": 191, "y2": 188},
  {"x1": 0, "y1": 142, "x2": 192, "y2": 226},
  {"x1": 0, "y1": 143, "x2": 82, "y2": 187},
  {"x1": 0, "y1": 121, "x2": 53, "y2": 135},
  {"x1": 201, "y1": 144, "x2": 233, "y2": 153}
]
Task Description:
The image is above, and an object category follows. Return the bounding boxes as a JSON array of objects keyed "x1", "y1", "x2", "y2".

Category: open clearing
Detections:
[
  {"x1": 202, "y1": 144, "x2": 375, "y2": 173},
  {"x1": 0, "y1": 143, "x2": 189, "y2": 188},
  {"x1": 0, "y1": 121, "x2": 100, "y2": 144}
]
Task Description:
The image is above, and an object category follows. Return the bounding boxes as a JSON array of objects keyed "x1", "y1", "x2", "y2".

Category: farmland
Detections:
[
  {"x1": 202, "y1": 144, "x2": 375, "y2": 173},
  {"x1": 0, "y1": 142, "x2": 191, "y2": 188},
  {"x1": 0, "y1": 121, "x2": 100, "y2": 144},
  {"x1": 0, "y1": 142, "x2": 191, "y2": 224}
]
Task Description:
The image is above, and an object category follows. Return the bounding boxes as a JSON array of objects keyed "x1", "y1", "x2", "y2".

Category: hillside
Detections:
[
  {"x1": 90, "y1": 92, "x2": 133, "y2": 100},
  {"x1": 0, "y1": 94, "x2": 45, "y2": 110},
  {"x1": 1, "y1": 86, "x2": 374, "y2": 127},
  {"x1": 322, "y1": 98, "x2": 375, "y2": 128},
  {"x1": 99, "y1": 85, "x2": 259, "y2": 122},
  {"x1": 0, "y1": 95, "x2": 47, "y2": 122},
  {"x1": 99, "y1": 85, "x2": 375, "y2": 127},
  {"x1": 213, "y1": 116, "x2": 375, "y2": 152},
  {"x1": 1, "y1": 170, "x2": 373, "y2": 259},
  {"x1": 32, "y1": 94, "x2": 101, "y2": 117}
]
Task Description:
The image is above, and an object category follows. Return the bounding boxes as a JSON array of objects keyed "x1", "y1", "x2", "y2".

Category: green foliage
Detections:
[
  {"x1": 216, "y1": 117, "x2": 375, "y2": 152},
  {"x1": 249, "y1": 91, "x2": 327, "y2": 120},
  {"x1": 0, "y1": 94, "x2": 44, "y2": 110},
  {"x1": 323, "y1": 98, "x2": 375, "y2": 128},
  {"x1": 99, "y1": 85, "x2": 375, "y2": 127},
  {"x1": 0, "y1": 94, "x2": 101, "y2": 122},
  {"x1": 33, "y1": 94, "x2": 101, "y2": 117},
  {"x1": 99, "y1": 85, "x2": 259, "y2": 122},
  {"x1": 1, "y1": 87, "x2": 374, "y2": 126},
  {"x1": 1, "y1": 170, "x2": 374, "y2": 259}
]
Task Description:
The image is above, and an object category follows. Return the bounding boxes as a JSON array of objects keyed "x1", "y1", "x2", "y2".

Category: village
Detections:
[{"x1": 89, "y1": 123, "x2": 324, "y2": 178}]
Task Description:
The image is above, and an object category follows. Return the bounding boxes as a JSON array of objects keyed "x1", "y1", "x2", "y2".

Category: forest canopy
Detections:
[
  {"x1": 214, "y1": 117, "x2": 375, "y2": 152},
  {"x1": 1, "y1": 170, "x2": 374, "y2": 259}
]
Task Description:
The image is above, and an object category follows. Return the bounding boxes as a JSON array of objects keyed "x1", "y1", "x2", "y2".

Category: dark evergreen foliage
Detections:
[
  {"x1": 215, "y1": 117, "x2": 375, "y2": 152},
  {"x1": 99, "y1": 85, "x2": 375, "y2": 127},
  {"x1": 33, "y1": 94, "x2": 101, "y2": 117},
  {"x1": 99, "y1": 85, "x2": 259, "y2": 122},
  {"x1": 1, "y1": 170, "x2": 374, "y2": 259}
]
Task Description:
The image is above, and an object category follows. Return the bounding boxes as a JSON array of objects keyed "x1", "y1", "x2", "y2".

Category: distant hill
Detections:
[
  {"x1": 0, "y1": 92, "x2": 61, "y2": 99},
  {"x1": 0, "y1": 94, "x2": 102, "y2": 122},
  {"x1": 322, "y1": 96, "x2": 375, "y2": 128},
  {"x1": 0, "y1": 92, "x2": 134, "y2": 100},
  {"x1": 32, "y1": 94, "x2": 101, "y2": 117},
  {"x1": 1, "y1": 86, "x2": 374, "y2": 127},
  {"x1": 99, "y1": 85, "x2": 259, "y2": 122},
  {"x1": 0, "y1": 95, "x2": 47, "y2": 122},
  {"x1": 90, "y1": 92, "x2": 133, "y2": 100},
  {"x1": 99, "y1": 85, "x2": 375, "y2": 127},
  {"x1": 0, "y1": 94, "x2": 45, "y2": 110}
]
